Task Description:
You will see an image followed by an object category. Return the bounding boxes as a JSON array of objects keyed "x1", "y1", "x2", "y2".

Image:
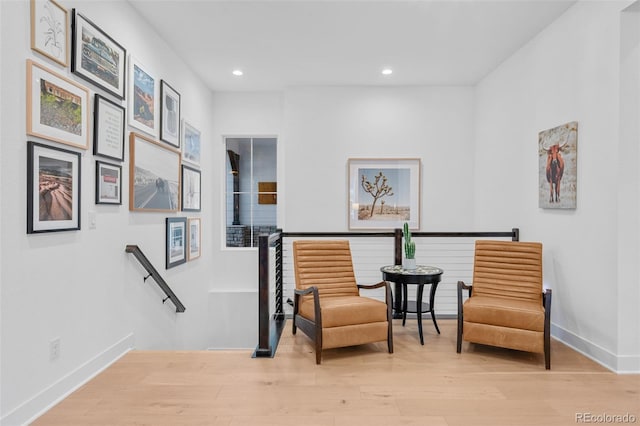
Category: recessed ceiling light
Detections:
[
  {"x1": 232, "y1": 69, "x2": 243, "y2": 76},
  {"x1": 381, "y1": 68, "x2": 393, "y2": 76}
]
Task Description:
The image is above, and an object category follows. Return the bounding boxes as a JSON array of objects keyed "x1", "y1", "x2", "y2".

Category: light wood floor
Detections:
[{"x1": 34, "y1": 319, "x2": 639, "y2": 425}]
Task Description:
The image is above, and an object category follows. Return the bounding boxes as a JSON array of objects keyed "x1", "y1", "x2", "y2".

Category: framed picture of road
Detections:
[
  {"x1": 27, "y1": 59, "x2": 90, "y2": 150},
  {"x1": 30, "y1": 0, "x2": 69, "y2": 67},
  {"x1": 128, "y1": 56, "x2": 157, "y2": 137},
  {"x1": 166, "y1": 217, "x2": 187, "y2": 269},
  {"x1": 348, "y1": 158, "x2": 421, "y2": 230},
  {"x1": 160, "y1": 80, "x2": 181, "y2": 148},
  {"x1": 27, "y1": 141, "x2": 81, "y2": 233},
  {"x1": 71, "y1": 10, "x2": 126, "y2": 100},
  {"x1": 538, "y1": 121, "x2": 578, "y2": 209},
  {"x1": 129, "y1": 132, "x2": 180, "y2": 212}
]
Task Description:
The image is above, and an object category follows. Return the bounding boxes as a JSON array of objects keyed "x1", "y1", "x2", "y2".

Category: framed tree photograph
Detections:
[
  {"x1": 187, "y1": 217, "x2": 201, "y2": 261},
  {"x1": 95, "y1": 160, "x2": 122, "y2": 205},
  {"x1": 348, "y1": 158, "x2": 421, "y2": 230},
  {"x1": 181, "y1": 119, "x2": 201, "y2": 166},
  {"x1": 27, "y1": 141, "x2": 81, "y2": 233},
  {"x1": 160, "y1": 80, "x2": 181, "y2": 148},
  {"x1": 27, "y1": 59, "x2": 90, "y2": 150},
  {"x1": 128, "y1": 56, "x2": 157, "y2": 137},
  {"x1": 129, "y1": 132, "x2": 180, "y2": 212},
  {"x1": 181, "y1": 165, "x2": 201, "y2": 212},
  {"x1": 93, "y1": 94, "x2": 125, "y2": 161},
  {"x1": 71, "y1": 10, "x2": 126, "y2": 99},
  {"x1": 166, "y1": 217, "x2": 187, "y2": 269},
  {"x1": 30, "y1": 0, "x2": 69, "y2": 67}
]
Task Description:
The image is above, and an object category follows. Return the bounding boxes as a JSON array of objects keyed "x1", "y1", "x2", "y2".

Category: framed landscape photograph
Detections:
[
  {"x1": 27, "y1": 141, "x2": 81, "y2": 233},
  {"x1": 93, "y1": 94, "x2": 125, "y2": 161},
  {"x1": 128, "y1": 56, "x2": 157, "y2": 137},
  {"x1": 27, "y1": 59, "x2": 90, "y2": 150},
  {"x1": 166, "y1": 217, "x2": 187, "y2": 269},
  {"x1": 160, "y1": 80, "x2": 181, "y2": 148},
  {"x1": 181, "y1": 120, "x2": 201, "y2": 166},
  {"x1": 95, "y1": 160, "x2": 122, "y2": 205},
  {"x1": 181, "y1": 165, "x2": 201, "y2": 212},
  {"x1": 129, "y1": 132, "x2": 180, "y2": 212},
  {"x1": 30, "y1": 0, "x2": 69, "y2": 67},
  {"x1": 187, "y1": 217, "x2": 201, "y2": 261},
  {"x1": 348, "y1": 158, "x2": 421, "y2": 230},
  {"x1": 71, "y1": 10, "x2": 126, "y2": 99}
]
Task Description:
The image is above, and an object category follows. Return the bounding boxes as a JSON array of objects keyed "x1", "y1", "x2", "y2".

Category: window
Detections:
[{"x1": 225, "y1": 137, "x2": 277, "y2": 248}]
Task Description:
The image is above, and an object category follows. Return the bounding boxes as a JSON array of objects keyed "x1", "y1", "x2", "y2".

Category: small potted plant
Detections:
[{"x1": 402, "y1": 222, "x2": 416, "y2": 270}]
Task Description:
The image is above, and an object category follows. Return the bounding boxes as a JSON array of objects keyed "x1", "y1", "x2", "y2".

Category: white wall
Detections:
[
  {"x1": 282, "y1": 86, "x2": 476, "y2": 232},
  {"x1": 474, "y1": 0, "x2": 639, "y2": 372},
  {"x1": 0, "y1": 0, "x2": 218, "y2": 423}
]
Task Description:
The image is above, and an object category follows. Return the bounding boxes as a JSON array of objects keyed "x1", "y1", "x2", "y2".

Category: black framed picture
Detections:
[
  {"x1": 71, "y1": 9, "x2": 126, "y2": 99},
  {"x1": 95, "y1": 161, "x2": 122, "y2": 205},
  {"x1": 27, "y1": 141, "x2": 81, "y2": 233},
  {"x1": 181, "y1": 165, "x2": 201, "y2": 212},
  {"x1": 93, "y1": 94, "x2": 125, "y2": 161},
  {"x1": 166, "y1": 217, "x2": 187, "y2": 269},
  {"x1": 160, "y1": 80, "x2": 181, "y2": 148}
]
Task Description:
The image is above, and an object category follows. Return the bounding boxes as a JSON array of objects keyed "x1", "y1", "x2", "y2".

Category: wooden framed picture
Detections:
[
  {"x1": 71, "y1": 9, "x2": 126, "y2": 99},
  {"x1": 129, "y1": 132, "x2": 180, "y2": 212},
  {"x1": 27, "y1": 141, "x2": 81, "y2": 233},
  {"x1": 93, "y1": 94, "x2": 125, "y2": 161},
  {"x1": 128, "y1": 56, "x2": 157, "y2": 137},
  {"x1": 187, "y1": 217, "x2": 201, "y2": 261},
  {"x1": 160, "y1": 80, "x2": 181, "y2": 148},
  {"x1": 95, "y1": 160, "x2": 122, "y2": 205},
  {"x1": 27, "y1": 59, "x2": 90, "y2": 150},
  {"x1": 348, "y1": 158, "x2": 421, "y2": 230},
  {"x1": 181, "y1": 120, "x2": 201, "y2": 166},
  {"x1": 181, "y1": 165, "x2": 201, "y2": 212},
  {"x1": 30, "y1": 0, "x2": 69, "y2": 67},
  {"x1": 166, "y1": 217, "x2": 187, "y2": 269}
]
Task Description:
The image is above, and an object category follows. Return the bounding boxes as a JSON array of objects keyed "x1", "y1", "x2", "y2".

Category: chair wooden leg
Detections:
[
  {"x1": 456, "y1": 317, "x2": 463, "y2": 353},
  {"x1": 544, "y1": 289, "x2": 552, "y2": 370}
]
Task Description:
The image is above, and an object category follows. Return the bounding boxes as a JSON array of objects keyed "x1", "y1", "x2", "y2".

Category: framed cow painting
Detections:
[{"x1": 538, "y1": 121, "x2": 578, "y2": 209}]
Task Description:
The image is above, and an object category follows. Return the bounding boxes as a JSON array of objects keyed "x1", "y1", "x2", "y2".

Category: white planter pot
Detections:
[{"x1": 403, "y1": 258, "x2": 416, "y2": 270}]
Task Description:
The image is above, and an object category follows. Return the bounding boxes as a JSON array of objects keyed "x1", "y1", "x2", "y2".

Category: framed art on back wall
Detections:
[{"x1": 347, "y1": 158, "x2": 421, "y2": 230}]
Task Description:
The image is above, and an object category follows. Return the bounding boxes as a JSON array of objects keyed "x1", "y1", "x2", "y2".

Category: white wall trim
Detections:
[
  {"x1": 1, "y1": 334, "x2": 134, "y2": 426},
  {"x1": 552, "y1": 324, "x2": 639, "y2": 374}
]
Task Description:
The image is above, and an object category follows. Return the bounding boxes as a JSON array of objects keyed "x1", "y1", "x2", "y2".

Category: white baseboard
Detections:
[
  {"x1": 1, "y1": 334, "x2": 134, "y2": 426},
  {"x1": 552, "y1": 324, "x2": 640, "y2": 374}
]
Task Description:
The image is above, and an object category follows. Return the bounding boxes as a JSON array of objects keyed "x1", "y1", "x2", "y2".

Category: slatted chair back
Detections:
[
  {"x1": 471, "y1": 240, "x2": 543, "y2": 303},
  {"x1": 292, "y1": 240, "x2": 359, "y2": 298}
]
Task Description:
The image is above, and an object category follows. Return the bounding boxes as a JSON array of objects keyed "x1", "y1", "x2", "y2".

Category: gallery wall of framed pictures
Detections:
[{"x1": 25, "y1": 1, "x2": 204, "y2": 266}]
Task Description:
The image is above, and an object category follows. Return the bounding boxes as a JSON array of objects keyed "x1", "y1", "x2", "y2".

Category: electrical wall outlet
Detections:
[{"x1": 50, "y1": 338, "x2": 60, "y2": 361}]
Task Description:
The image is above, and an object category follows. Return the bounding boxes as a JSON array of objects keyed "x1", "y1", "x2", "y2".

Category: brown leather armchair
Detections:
[
  {"x1": 292, "y1": 240, "x2": 393, "y2": 364},
  {"x1": 457, "y1": 240, "x2": 552, "y2": 369}
]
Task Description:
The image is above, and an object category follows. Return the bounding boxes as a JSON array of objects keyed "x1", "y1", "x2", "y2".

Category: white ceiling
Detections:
[{"x1": 128, "y1": 0, "x2": 577, "y2": 91}]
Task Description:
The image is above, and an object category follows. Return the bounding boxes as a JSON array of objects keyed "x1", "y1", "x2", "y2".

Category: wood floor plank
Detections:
[{"x1": 32, "y1": 319, "x2": 640, "y2": 426}]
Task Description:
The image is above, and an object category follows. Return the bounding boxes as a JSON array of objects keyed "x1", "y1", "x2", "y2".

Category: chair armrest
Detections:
[
  {"x1": 293, "y1": 286, "x2": 320, "y2": 321},
  {"x1": 357, "y1": 281, "x2": 387, "y2": 290},
  {"x1": 294, "y1": 286, "x2": 317, "y2": 296},
  {"x1": 457, "y1": 281, "x2": 472, "y2": 317}
]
